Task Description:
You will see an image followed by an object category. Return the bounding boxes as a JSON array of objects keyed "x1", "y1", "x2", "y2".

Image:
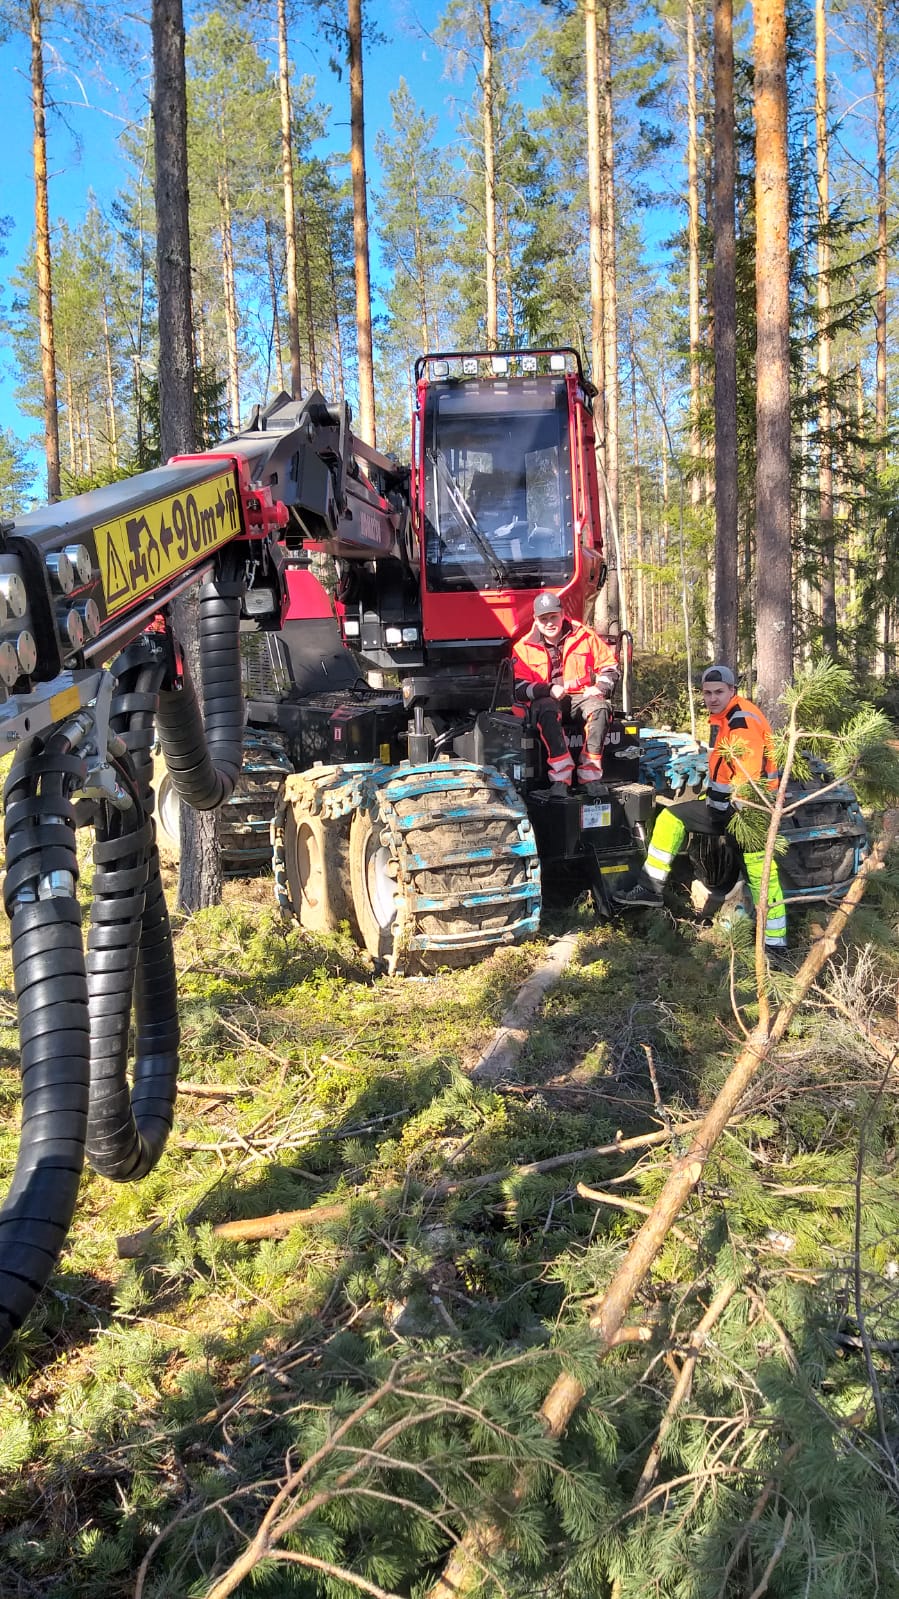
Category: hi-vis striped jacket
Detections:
[{"x1": 707, "y1": 694, "x2": 778, "y2": 812}]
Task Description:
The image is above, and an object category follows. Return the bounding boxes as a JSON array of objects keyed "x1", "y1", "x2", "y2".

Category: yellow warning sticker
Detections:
[{"x1": 94, "y1": 470, "x2": 241, "y2": 617}]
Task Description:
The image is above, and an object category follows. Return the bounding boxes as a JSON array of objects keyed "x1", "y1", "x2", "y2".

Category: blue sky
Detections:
[{"x1": 0, "y1": 0, "x2": 477, "y2": 472}]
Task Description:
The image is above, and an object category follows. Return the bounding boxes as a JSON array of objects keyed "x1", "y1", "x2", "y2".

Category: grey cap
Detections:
[
  {"x1": 533, "y1": 590, "x2": 562, "y2": 618},
  {"x1": 701, "y1": 664, "x2": 736, "y2": 688}
]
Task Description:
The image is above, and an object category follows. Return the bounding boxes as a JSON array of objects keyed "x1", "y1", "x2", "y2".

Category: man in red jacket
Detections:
[{"x1": 512, "y1": 590, "x2": 619, "y2": 796}]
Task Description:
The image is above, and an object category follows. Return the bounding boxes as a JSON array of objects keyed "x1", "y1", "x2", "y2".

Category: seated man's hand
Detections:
[{"x1": 550, "y1": 683, "x2": 566, "y2": 700}]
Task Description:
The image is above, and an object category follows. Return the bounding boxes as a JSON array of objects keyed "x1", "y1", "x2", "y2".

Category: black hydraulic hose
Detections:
[
  {"x1": 0, "y1": 735, "x2": 88, "y2": 1350},
  {"x1": 155, "y1": 572, "x2": 245, "y2": 810},
  {"x1": 85, "y1": 765, "x2": 179, "y2": 1181},
  {"x1": 84, "y1": 651, "x2": 180, "y2": 1181}
]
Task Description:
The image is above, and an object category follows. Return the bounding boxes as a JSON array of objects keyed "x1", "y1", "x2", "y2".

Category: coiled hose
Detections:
[
  {"x1": 0, "y1": 569, "x2": 245, "y2": 1346},
  {"x1": 0, "y1": 734, "x2": 88, "y2": 1348},
  {"x1": 155, "y1": 572, "x2": 245, "y2": 810},
  {"x1": 83, "y1": 648, "x2": 180, "y2": 1181}
]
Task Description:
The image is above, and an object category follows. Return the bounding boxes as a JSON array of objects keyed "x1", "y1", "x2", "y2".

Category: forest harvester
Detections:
[{"x1": 0, "y1": 346, "x2": 866, "y2": 1346}]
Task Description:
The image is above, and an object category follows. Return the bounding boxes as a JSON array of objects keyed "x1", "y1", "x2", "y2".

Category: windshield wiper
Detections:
[{"x1": 427, "y1": 449, "x2": 510, "y2": 586}]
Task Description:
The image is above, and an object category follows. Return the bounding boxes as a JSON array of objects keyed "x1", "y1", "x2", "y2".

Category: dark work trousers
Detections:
[{"x1": 531, "y1": 694, "x2": 611, "y2": 767}]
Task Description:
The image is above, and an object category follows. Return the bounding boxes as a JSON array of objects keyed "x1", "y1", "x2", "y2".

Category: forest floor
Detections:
[{"x1": 0, "y1": 837, "x2": 898, "y2": 1598}]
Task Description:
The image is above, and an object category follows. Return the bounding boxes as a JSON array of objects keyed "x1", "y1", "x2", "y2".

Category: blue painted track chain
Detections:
[{"x1": 359, "y1": 761, "x2": 541, "y2": 973}]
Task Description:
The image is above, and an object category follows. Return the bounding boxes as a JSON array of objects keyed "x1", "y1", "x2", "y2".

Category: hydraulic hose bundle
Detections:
[
  {"x1": 0, "y1": 733, "x2": 89, "y2": 1348},
  {"x1": 155, "y1": 573, "x2": 245, "y2": 811},
  {"x1": 0, "y1": 563, "x2": 247, "y2": 1351}
]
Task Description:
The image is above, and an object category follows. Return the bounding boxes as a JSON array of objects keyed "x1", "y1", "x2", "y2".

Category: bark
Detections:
[
  {"x1": 298, "y1": 206, "x2": 318, "y2": 388},
  {"x1": 277, "y1": 0, "x2": 303, "y2": 398},
  {"x1": 218, "y1": 162, "x2": 241, "y2": 431},
  {"x1": 629, "y1": 339, "x2": 646, "y2": 649},
  {"x1": 687, "y1": 0, "x2": 702, "y2": 504},
  {"x1": 874, "y1": 0, "x2": 889, "y2": 670},
  {"x1": 816, "y1": 0, "x2": 836, "y2": 652},
  {"x1": 328, "y1": 233, "x2": 346, "y2": 396},
  {"x1": 600, "y1": 0, "x2": 621, "y2": 629},
  {"x1": 481, "y1": 0, "x2": 499, "y2": 347},
  {"x1": 585, "y1": 0, "x2": 606, "y2": 460},
  {"x1": 30, "y1": 0, "x2": 61, "y2": 501},
  {"x1": 153, "y1": 0, "x2": 221, "y2": 912},
  {"x1": 874, "y1": 0, "x2": 887, "y2": 453},
  {"x1": 348, "y1": 0, "x2": 376, "y2": 445},
  {"x1": 264, "y1": 218, "x2": 284, "y2": 396},
  {"x1": 713, "y1": 0, "x2": 738, "y2": 666},
  {"x1": 753, "y1": 0, "x2": 792, "y2": 718},
  {"x1": 102, "y1": 297, "x2": 119, "y2": 471}
]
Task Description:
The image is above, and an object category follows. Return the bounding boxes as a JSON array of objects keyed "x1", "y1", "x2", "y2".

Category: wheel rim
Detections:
[
  {"x1": 364, "y1": 832, "x2": 396, "y2": 931},
  {"x1": 156, "y1": 775, "x2": 181, "y2": 851},
  {"x1": 294, "y1": 821, "x2": 324, "y2": 911}
]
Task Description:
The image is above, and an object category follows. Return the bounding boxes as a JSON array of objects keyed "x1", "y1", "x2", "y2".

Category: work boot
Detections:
[
  {"x1": 765, "y1": 945, "x2": 795, "y2": 973},
  {"x1": 547, "y1": 780, "x2": 570, "y2": 799},
  {"x1": 614, "y1": 872, "x2": 664, "y2": 909},
  {"x1": 582, "y1": 779, "x2": 606, "y2": 799}
]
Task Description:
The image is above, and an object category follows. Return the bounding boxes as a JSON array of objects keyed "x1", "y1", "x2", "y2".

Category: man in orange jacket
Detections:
[
  {"x1": 615, "y1": 664, "x2": 787, "y2": 954},
  {"x1": 512, "y1": 590, "x2": 620, "y2": 796}
]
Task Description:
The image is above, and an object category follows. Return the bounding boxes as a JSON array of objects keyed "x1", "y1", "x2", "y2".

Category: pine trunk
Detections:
[
  {"x1": 102, "y1": 297, "x2": 119, "y2": 471},
  {"x1": 481, "y1": 0, "x2": 499, "y2": 348},
  {"x1": 713, "y1": 0, "x2": 738, "y2": 667},
  {"x1": 816, "y1": 0, "x2": 836, "y2": 653},
  {"x1": 219, "y1": 164, "x2": 241, "y2": 432},
  {"x1": 753, "y1": 0, "x2": 792, "y2": 717},
  {"x1": 264, "y1": 218, "x2": 284, "y2": 396},
  {"x1": 875, "y1": 0, "x2": 889, "y2": 669},
  {"x1": 687, "y1": 0, "x2": 702, "y2": 505},
  {"x1": 599, "y1": 0, "x2": 621, "y2": 631},
  {"x1": 30, "y1": 0, "x2": 61, "y2": 502},
  {"x1": 348, "y1": 0, "x2": 376, "y2": 445},
  {"x1": 277, "y1": 0, "x2": 302, "y2": 398},
  {"x1": 152, "y1": 0, "x2": 221, "y2": 913},
  {"x1": 298, "y1": 207, "x2": 318, "y2": 389},
  {"x1": 629, "y1": 340, "x2": 646, "y2": 650}
]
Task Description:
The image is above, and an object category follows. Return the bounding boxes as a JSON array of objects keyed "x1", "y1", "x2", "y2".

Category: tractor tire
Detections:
[
  {"x1": 217, "y1": 731, "x2": 294, "y2": 873},
  {"x1": 348, "y1": 762, "x2": 541, "y2": 974},
  {"x1": 153, "y1": 731, "x2": 294, "y2": 873},
  {"x1": 283, "y1": 780, "x2": 356, "y2": 935}
]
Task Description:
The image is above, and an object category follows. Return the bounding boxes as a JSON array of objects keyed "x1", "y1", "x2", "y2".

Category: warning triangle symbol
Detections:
[{"x1": 102, "y1": 532, "x2": 130, "y2": 605}]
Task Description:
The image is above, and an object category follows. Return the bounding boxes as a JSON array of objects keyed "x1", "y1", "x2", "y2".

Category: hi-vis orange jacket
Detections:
[
  {"x1": 512, "y1": 618, "x2": 619, "y2": 703},
  {"x1": 706, "y1": 694, "x2": 778, "y2": 812}
]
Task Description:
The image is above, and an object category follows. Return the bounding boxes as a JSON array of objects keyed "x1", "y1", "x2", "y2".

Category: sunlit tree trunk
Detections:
[
  {"x1": 753, "y1": 0, "x2": 793, "y2": 716},
  {"x1": 277, "y1": 0, "x2": 302, "y2": 397},
  {"x1": 102, "y1": 298, "x2": 119, "y2": 471},
  {"x1": 218, "y1": 164, "x2": 241, "y2": 431},
  {"x1": 600, "y1": 0, "x2": 621, "y2": 629},
  {"x1": 687, "y1": 0, "x2": 702, "y2": 505},
  {"x1": 30, "y1": 0, "x2": 61, "y2": 501},
  {"x1": 153, "y1": 0, "x2": 221, "y2": 911},
  {"x1": 328, "y1": 234, "x2": 346, "y2": 396},
  {"x1": 713, "y1": 0, "x2": 738, "y2": 667},
  {"x1": 874, "y1": 0, "x2": 890, "y2": 669},
  {"x1": 629, "y1": 340, "x2": 646, "y2": 649},
  {"x1": 298, "y1": 207, "x2": 318, "y2": 389},
  {"x1": 585, "y1": 0, "x2": 605, "y2": 456},
  {"x1": 815, "y1": 0, "x2": 836, "y2": 653},
  {"x1": 348, "y1": 0, "x2": 376, "y2": 444},
  {"x1": 264, "y1": 218, "x2": 284, "y2": 395},
  {"x1": 481, "y1": 0, "x2": 499, "y2": 347}
]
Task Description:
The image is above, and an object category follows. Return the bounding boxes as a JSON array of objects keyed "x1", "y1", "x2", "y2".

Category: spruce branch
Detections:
[{"x1": 425, "y1": 812, "x2": 898, "y2": 1599}]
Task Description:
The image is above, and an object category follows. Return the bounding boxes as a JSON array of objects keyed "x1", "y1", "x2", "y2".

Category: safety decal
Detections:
[{"x1": 94, "y1": 470, "x2": 241, "y2": 616}]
